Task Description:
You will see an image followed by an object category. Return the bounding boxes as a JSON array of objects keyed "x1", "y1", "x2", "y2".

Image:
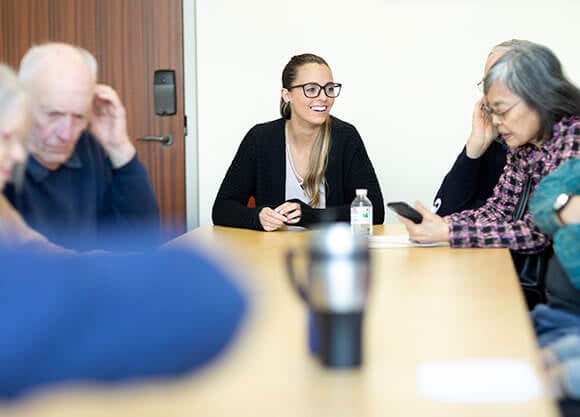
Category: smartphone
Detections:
[{"x1": 387, "y1": 201, "x2": 423, "y2": 224}]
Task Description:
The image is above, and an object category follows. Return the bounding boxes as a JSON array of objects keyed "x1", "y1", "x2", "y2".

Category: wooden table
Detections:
[{"x1": 2, "y1": 225, "x2": 559, "y2": 417}]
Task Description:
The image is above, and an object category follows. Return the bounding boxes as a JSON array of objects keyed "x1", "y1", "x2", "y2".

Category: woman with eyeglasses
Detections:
[
  {"x1": 433, "y1": 39, "x2": 532, "y2": 216},
  {"x1": 399, "y1": 42, "x2": 580, "y2": 252},
  {"x1": 0, "y1": 64, "x2": 70, "y2": 253},
  {"x1": 212, "y1": 53, "x2": 384, "y2": 231}
]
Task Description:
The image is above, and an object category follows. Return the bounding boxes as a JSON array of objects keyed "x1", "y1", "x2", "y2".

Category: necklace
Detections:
[{"x1": 286, "y1": 140, "x2": 304, "y2": 189}]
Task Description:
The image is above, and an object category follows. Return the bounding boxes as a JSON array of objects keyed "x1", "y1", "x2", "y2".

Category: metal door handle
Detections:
[{"x1": 137, "y1": 134, "x2": 174, "y2": 147}]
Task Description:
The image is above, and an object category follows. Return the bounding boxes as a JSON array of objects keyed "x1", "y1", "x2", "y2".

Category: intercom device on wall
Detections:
[{"x1": 153, "y1": 69, "x2": 176, "y2": 116}]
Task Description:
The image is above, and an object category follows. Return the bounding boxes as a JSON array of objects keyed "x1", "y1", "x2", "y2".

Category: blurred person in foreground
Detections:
[
  {"x1": 0, "y1": 244, "x2": 248, "y2": 399},
  {"x1": 0, "y1": 63, "x2": 71, "y2": 254}
]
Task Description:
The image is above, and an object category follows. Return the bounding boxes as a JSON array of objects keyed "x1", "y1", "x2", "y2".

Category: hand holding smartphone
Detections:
[{"x1": 387, "y1": 201, "x2": 423, "y2": 224}]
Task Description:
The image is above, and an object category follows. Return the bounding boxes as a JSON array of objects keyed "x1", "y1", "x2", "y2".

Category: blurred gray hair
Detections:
[
  {"x1": 489, "y1": 39, "x2": 533, "y2": 56},
  {"x1": 0, "y1": 63, "x2": 29, "y2": 189},
  {"x1": 18, "y1": 43, "x2": 98, "y2": 83},
  {"x1": 0, "y1": 63, "x2": 28, "y2": 123},
  {"x1": 484, "y1": 42, "x2": 580, "y2": 141}
]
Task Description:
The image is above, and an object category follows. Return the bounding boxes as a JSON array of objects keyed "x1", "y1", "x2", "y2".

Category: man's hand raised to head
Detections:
[{"x1": 89, "y1": 84, "x2": 136, "y2": 168}]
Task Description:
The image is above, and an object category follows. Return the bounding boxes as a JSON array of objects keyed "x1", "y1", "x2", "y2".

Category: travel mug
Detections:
[{"x1": 287, "y1": 223, "x2": 370, "y2": 367}]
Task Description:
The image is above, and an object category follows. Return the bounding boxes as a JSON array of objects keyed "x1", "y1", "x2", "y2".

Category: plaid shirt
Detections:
[{"x1": 447, "y1": 115, "x2": 580, "y2": 253}]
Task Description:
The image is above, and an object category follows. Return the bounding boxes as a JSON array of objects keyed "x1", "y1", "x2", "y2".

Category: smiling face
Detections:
[
  {"x1": 282, "y1": 63, "x2": 335, "y2": 127},
  {"x1": 485, "y1": 81, "x2": 543, "y2": 149}
]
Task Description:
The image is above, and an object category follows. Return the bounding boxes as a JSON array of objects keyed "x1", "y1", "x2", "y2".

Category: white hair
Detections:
[
  {"x1": 18, "y1": 43, "x2": 98, "y2": 84},
  {"x1": 76, "y1": 47, "x2": 98, "y2": 79}
]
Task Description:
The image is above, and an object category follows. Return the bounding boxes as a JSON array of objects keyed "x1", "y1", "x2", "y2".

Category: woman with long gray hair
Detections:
[
  {"x1": 399, "y1": 42, "x2": 580, "y2": 252},
  {"x1": 212, "y1": 53, "x2": 384, "y2": 231},
  {"x1": 433, "y1": 39, "x2": 532, "y2": 216}
]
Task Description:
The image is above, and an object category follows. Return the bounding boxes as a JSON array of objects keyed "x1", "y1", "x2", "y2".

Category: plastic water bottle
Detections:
[{"x1": 350, "y1": 189, "x2": 373, "y2": 236}]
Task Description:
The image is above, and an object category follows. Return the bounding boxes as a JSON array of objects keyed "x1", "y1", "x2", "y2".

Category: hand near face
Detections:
[
  {"x1": 465, "y1": 97, "x2": 498, "y2": 159},
  {"x1": 89, "y1": 84, "x2": 135, "y2": 168},
  {"x1": 398, "y1": 201, "x2": 449, "y2": 243},
  {"x1": 259, "y1": 201, "x2": 302, "y2": 232}
]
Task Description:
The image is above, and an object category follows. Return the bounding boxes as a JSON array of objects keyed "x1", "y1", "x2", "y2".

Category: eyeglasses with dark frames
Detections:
[
  {"x1": 482, "y1": 100, "x2": 521, "y2": 121},
  {"x1": 288, "y1": 82, "x2": 342, "y2": 98}
]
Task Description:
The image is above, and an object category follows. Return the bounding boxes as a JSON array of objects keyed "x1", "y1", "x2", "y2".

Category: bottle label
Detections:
[{"x1": 350, "y1": 207, "x2": 372, "y2": 224}]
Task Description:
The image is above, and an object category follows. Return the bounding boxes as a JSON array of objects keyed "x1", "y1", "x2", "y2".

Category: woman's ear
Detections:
[{"x1": 281, "y1": 88, "x2": 290, "y2": 104}]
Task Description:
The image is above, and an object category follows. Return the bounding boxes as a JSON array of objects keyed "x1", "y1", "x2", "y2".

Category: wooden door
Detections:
[{"x1": 0, "y1": 0, "x2": 186, "y2": 241}]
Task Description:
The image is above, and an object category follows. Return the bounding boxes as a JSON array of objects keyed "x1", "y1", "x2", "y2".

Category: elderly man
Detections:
[{"x1": 3, "y1": 43, "x2": 159, "y2": 250}]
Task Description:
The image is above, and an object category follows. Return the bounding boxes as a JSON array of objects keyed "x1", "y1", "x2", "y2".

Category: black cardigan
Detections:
[{"x1": 212, "y1": 116, "x2": 384, "y2": 230}]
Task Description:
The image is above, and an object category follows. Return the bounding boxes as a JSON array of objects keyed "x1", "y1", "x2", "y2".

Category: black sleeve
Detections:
[
  {"x1": 212, "y1": 128, "x2": 265, "y2": 231},
  {"x1": 290, "y1": 199, "x2": 344, "y2": 227},
  {"x1": 434, "y1": 142, "x2": 507, "y2": 216}
]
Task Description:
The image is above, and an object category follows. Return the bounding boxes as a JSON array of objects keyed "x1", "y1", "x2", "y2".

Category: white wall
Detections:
[{"x1": 193, "y1": 0, "x2": 580, "y2": 227}]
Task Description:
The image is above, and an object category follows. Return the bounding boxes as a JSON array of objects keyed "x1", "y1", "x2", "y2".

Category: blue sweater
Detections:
[
  {"x1": 0, "y1": 246, "x2": 247, "y2": 399},
  {"x1": 4, "y1": 131, "x2": 160, "y2": 250}
]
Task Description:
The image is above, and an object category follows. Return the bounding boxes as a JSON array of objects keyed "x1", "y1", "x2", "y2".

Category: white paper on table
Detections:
[
  {"x1": 368, "y1": 234, "x2": 448, "y2": 248},
  {"x1": 416, "y1": 359, "x2": 543, "y2": 403}
]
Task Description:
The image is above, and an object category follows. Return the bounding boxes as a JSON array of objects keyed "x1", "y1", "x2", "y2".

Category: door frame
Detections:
[{"x1": 183, "y1": 0, "x2": 199, "y2": 230}]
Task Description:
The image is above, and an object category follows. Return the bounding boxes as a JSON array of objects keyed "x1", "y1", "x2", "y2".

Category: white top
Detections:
[{"x1": 285, "y1": 141, "x2": 325, "y2": 208}]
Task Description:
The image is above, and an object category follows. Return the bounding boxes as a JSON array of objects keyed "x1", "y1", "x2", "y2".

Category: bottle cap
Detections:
[{"x1": 355, "y1": 189, "x2": 367, "y2": 196}]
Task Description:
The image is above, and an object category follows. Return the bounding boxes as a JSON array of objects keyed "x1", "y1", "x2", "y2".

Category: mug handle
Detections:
[{"x1": 285, "y1": 249, "x2": 308, "y2": 301}]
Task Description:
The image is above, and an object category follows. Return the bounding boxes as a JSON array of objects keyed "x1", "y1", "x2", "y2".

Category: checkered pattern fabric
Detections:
[{"x1": 447, "y1": 116, "x2": 580, "y2": 253}]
